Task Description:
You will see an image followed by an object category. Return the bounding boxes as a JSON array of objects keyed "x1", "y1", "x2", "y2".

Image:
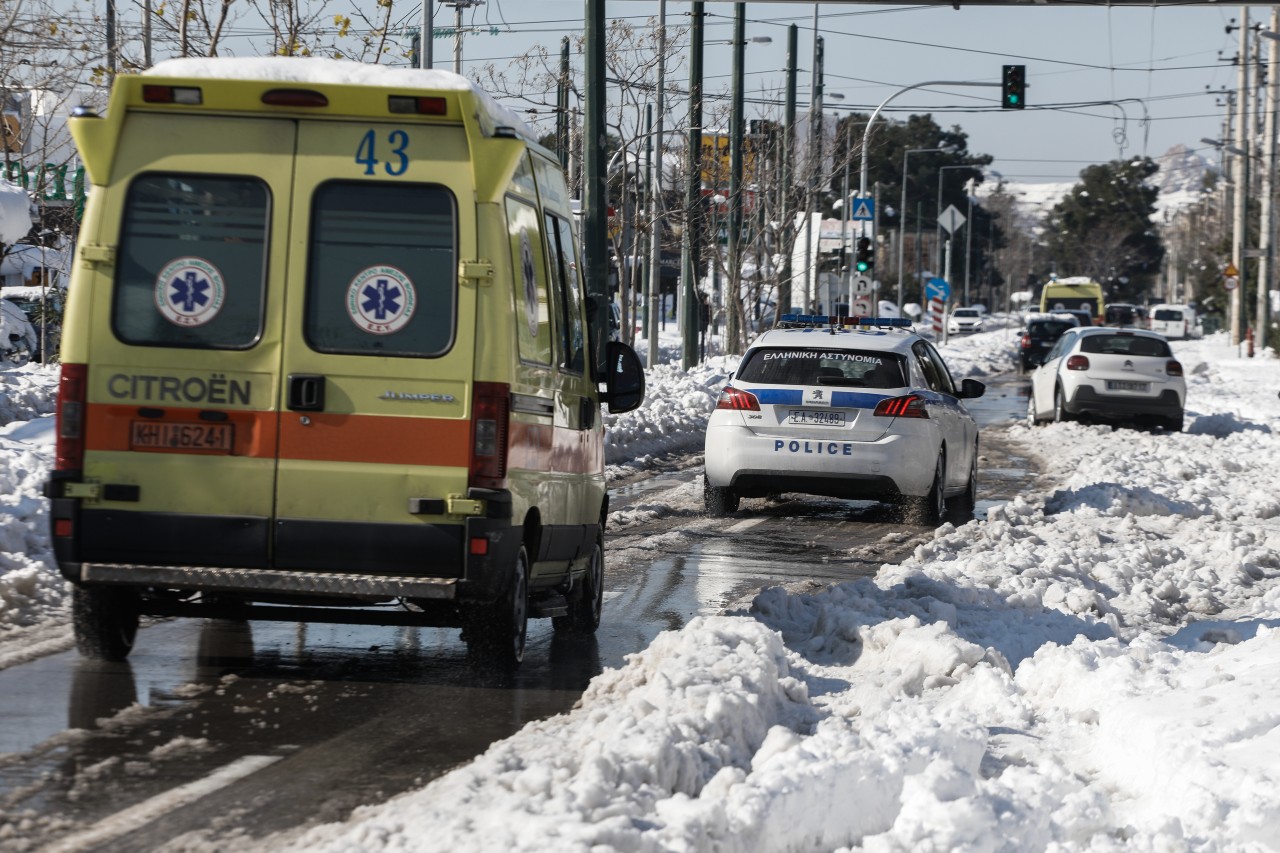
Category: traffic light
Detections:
[
  {"x1": 1002, "y1": 65, "x2": 1026, "y2": 110},
  {"x1": 855, "y1": 236, "x2": 874, "y2": 273}
]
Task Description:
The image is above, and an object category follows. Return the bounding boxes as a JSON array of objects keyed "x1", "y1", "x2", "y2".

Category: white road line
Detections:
[
  {"x1": 726, "y1": 517, "x2": 768, "y2": 533},
  {"x1": 48, "y1": 754, "x2": 281, "y2": 853}
]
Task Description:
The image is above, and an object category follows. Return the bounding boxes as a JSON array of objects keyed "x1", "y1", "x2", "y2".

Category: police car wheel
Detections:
[
  {"x1": 913, "y1": 453, "x2": 946, "y2": 526},
  {"x1": 949, "y1": 450, "x2": 977, "y2": 518},
  {"x1": 704, "y1": 478, "x2": 739, "y2": 516},
  {"x1": 554, "y1": 530, "x2": 603, "y2": 634},
  {"x1": 72, "y1": 585, "x2": 140, "y2": 661}
]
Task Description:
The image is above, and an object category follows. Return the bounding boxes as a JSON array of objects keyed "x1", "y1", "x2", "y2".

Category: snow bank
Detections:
[{"x1": 0, "y1": 180, "x2": 32, "y2": 245}]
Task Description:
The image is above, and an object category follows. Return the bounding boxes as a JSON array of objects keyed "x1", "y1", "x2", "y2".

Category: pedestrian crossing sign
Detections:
[{"x1": 851, "y1": 197, "x2": 874, "y2": 221}]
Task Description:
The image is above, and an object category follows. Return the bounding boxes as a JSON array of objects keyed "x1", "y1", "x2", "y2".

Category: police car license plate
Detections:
[
  {"x1": 130, "y1": 421, "x2": 234, "y2": 454},
  {"x1": 788, "y1": 409, "x2": 845, "y2": 426},
  {"x1": 1106, "y1": 380, "x2": 1149, "y2": 392}
]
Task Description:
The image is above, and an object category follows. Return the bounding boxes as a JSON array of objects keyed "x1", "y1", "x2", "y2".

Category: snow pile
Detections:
[
  {"x1": 0, "y1": 180, "x2": 32, "y2": 245},
  {"x1": 264, "y1": 333, "x2": 1280, "y2": 851}
]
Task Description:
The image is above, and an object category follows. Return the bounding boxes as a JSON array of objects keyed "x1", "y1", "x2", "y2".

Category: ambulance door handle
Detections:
[
  {"x1": 578, "y1": 395, "x2": 595, "y2": 430},
  {"x1": 287, "y1": 374, "x2": 326, "y2": 412}
]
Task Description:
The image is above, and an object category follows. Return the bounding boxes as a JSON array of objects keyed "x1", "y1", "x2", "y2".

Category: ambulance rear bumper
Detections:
[{"x1": 78, "y1": 563, "x2": 458, "y2": 599}]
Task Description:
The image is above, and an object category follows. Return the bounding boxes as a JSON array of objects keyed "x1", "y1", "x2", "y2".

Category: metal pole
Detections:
[
  {"x1": 842, "y1": 119, "x2": 851, "y2": 313},
  {"x1": 427, "y1": 0, "x2": 437, "y2": 68},
  {"x1": 803, "y1": 23, "x2": 823, "y2": 313},
  {"x1": 964, "y1": 184, "x2": 974, "y2": 305},
  {"x1": 454, "y1": 3, "x2": 464, "y2": 73},
  {"x1": 681, "y1": 2, "x2": 704, "y2": 370},
  {"x1": 584, "y1": 0, "x2": 610, "y2": 376},
  {"x1": 644, "y1": 102, "x2": 654, "y2": 342},
  {"x1": 647, "y1": 0, "x2": 665, "y2": 367},
  {"x1": 728, "y1": 3, "x2": 745, "y2": 353},
  {"x1": 558, "y1": 37, "x2": 570, "y2": 168},
  {"x1": 1232, "y1": 7, "x2": 1250, "y2": 348}
]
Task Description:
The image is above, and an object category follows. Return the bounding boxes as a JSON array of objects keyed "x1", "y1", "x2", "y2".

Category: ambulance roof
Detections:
[{"x1": 142, "y1": 57, "x2": 533, "y2": 140}]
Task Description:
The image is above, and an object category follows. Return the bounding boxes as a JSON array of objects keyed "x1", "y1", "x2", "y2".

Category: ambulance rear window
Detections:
[
  {"x1": 304, "y1": 181, "x2": 456, "y2": 357},
  {"x1": 737, "y1": 348, "x2": 907, "y2": 388},
  {"x1": 113, "y1": 174, "x2": 269, "y2": 349}
]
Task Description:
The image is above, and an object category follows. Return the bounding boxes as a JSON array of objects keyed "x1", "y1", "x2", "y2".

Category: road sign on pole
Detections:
[
  {"x1": 850, "y1": 197, "x2": 875, "y2": 221},
  {"x1": 925, "y1": 276, "x2": 951, "y2": 303},
  {"x1": 938, "y1": 204, "x2": 966, "y2": 236}
]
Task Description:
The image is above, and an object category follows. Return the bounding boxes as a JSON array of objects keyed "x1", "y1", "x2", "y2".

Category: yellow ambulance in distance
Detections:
[{"x1": 46, "y1": 57, "x2": 644, "y2": 667}]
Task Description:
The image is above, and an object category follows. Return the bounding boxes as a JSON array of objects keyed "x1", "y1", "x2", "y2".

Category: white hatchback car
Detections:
[
  {"x1": 703, "y1": 316, "x2": 985, "y2": 523},
  {"x1": 1027, "y1": 327, "x2": 1185, "y2": 431}
]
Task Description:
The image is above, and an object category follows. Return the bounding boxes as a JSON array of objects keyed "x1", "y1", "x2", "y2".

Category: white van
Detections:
[{"x1": 1149, "y1": 304, "x2": 1200, "y2": 340}]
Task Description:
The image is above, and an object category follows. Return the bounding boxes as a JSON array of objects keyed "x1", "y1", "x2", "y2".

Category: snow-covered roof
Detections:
[{"x1": 142, "y1": 57, "x2": 532, "y2": 139}]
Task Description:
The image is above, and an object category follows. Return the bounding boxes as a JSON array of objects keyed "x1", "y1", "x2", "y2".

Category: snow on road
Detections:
[{"x1": 6, "y1": 324, "x2": 1280, "y2": 850}]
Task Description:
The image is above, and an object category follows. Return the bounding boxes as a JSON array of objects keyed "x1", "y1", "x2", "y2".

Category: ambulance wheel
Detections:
[
  {"x1": 554, "y1": 530, "x2": 603, "y2": 635},
  {"x1": 72, "y1": 585, "x2": 140, "y2": 661},
  {"x1": 704, "y1": 477, "x2": 739, "y2": 516},
  {"x1": 468, "y1": 546, "x2": 530, "y2": 667}
]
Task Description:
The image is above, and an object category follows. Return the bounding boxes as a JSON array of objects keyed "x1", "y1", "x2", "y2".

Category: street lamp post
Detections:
[{"x1": 898, "y1": 146, "x2": 950, "y2": 311}]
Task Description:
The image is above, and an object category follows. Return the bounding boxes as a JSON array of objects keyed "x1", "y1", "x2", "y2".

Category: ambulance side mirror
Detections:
[{"x1": 601, "y1": 341, "x2": 645, "y2": 414}]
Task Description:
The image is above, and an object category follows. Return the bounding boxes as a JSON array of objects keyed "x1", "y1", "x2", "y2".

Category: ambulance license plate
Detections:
[
  {"x1": 130, "y1": 421, "x2": 234, "y2": 453},
  {"x1": 1106, "y1": 380, "x2": 1149, "y2": 392},
  {"x1": 788, "y1": 409, "x2": 845, "y2": 426}
]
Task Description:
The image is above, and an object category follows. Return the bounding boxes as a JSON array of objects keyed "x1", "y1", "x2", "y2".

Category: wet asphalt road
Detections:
[{"x1": 0, "y1": 376, "x2": 1042, "y2": 852}]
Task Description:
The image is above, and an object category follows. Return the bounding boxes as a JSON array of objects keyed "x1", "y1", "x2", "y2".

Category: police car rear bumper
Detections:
[{"x1": 704, "y1": 426, "x2": 939, "y2": 498}]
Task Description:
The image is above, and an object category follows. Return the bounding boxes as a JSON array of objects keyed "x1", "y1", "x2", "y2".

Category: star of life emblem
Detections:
[
  {"x1": 155, "y1": 257, "x2": 225, "y2": 327},
  {"x1": 347, "y1": 265, "x2": 416, "y2": 335}
]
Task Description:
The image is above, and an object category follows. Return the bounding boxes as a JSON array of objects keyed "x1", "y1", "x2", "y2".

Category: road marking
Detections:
[
  {"x1": 48, "y1": 754, "x2": 281, "y2": 852},
  {"x1": 726, "y1": 517, "x2": 767, "y2": 533}
]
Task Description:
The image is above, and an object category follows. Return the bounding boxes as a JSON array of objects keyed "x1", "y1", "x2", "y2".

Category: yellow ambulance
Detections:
[{"x1": 45, "y1": 57, "x2": 644, "y2": 667}]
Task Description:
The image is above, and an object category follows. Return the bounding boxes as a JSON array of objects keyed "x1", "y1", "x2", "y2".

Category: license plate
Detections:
[
  {"x1": 788, "y1": 409, "x2": 846, "y2": 426},
  {"x1": 130, "y1": 421, "x2": 234, "y2": 454},
  {"x1": 1106, "y1": 380, "x2": 1149, "y2": 392}
]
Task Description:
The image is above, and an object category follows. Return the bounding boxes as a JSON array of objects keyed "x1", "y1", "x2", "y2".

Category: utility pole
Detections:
[
  {"x1": 1259, "y1": 12, "x2": 1278, "y2": 354},
  {"x1": 419, "y1": 0, "x2": 433, "y2": 69},
  {"x1": 681, "y1": 2, "x2": 704, "y2": 370},
  {"x1": 779, "y1": 24, "x2": 798, "y2": 318},
  {"x1": 728, "y1": 3, "x2": 745, "y2": 354},
  {"x1": 557, "y1": 37, "x2": 570, "y2": 169},
  {"x1": 1232, "y1": 7, "x2": 1251, "y2": 348},
  {"x1": 443, "y1": 0, "x2": 483, "y2": 74},
  {"x1": 802, "y1": 16, "x2": 823, "y2": 315},
  {"x1": 646, "y1": 1, "x2": 666, "y2": 367}
]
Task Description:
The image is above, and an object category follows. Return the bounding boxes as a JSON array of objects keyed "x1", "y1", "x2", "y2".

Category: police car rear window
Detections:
[
  {"x1": 304, "y1": 181, "x2": 456, "y2": 358},
  {"x1": 113, "y1": 174, "x2": 269, "y2": 349},
  {"x1": 737, "y1": 348, "x2": 907, "y2": 388}
]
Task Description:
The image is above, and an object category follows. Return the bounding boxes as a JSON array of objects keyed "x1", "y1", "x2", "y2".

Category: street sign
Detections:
[
  {"x1": 850, "y1": 197, "x2": 875, "y2": 221},
  {"x1": 851, "y1": 275, "x2": 873, "y2": 295},
  {"x1": 938, "y1": 204, "x2": 966, "y2": 235},
  {"x1": 1225, "y1": 276, "x2": 1239, "y2": 291},
  {"x1": 851, "y1": 297, "x2": 873, "y2": 317},
  {"x1": 1225, "y1": 262, "x2": 1240, "y2": 278},
  {"x1": 925, "y1": 276, "x2": 951, "y2": 303}
]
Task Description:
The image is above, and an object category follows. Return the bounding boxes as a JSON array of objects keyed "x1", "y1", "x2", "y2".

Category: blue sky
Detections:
[{"x1": 444, "y1": 1, "x2": 1254, "y2": 185}]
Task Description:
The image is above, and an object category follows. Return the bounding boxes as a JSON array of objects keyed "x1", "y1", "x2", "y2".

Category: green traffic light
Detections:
[{"x1": 856, "y1": 261, "x2": 869, "y2": 272}]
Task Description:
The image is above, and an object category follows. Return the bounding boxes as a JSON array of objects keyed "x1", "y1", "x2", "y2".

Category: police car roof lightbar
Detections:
[{"x1": 779, "y1": 314, "x2": 912, "y2": 329}]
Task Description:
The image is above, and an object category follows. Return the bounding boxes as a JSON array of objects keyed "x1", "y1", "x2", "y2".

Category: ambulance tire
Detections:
[
  {"x1": 72, "y1": 585, "x2": 140, "y2": 661},
  {"x1": 554, "y1": 530, "x2": 604, "y2": 635},
  {"x1": 467, "y1": 545, "x2": 530, "y2": 667},
  {"x1": 704, "y1": 477, "x2": 739, "y2": 516}
]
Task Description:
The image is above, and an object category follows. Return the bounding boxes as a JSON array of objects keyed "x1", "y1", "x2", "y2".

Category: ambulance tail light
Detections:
[
  {"x1": 261, "y1": 89, "x2": 329, "y2": 108},
  {"x1": 873, "y1": 394, "x2": 929, "y2": 419},
  {"x1": 1166, "y1": 360, "x2": 1184, "y2": 377},
  {"x1": 1066, "y1": 355, "x2": 1090, "y2": 371},
  {"x1": 470, "y1": 382, "x2": 510, "y2": 489},
  {"x1": 55, "y1": 363, "x2": 87, "y2": 472},
  {"x1": 142, "y1": 85, "x2": 203, "y2": 105},
  {"x1": 388, "y1": 95, "x2": 448, "y2": 116},
  {"x1": 715, "y1": 387, "x2": 760, "y2": 411}
]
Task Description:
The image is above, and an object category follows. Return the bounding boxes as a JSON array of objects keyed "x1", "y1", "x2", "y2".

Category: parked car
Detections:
[
  {"x1": 703, "y1": 315, "x2": 985, "y2": 524},
  {"x1": 1027, "y1": 327, "x2": 1185, "y2": 431},
  {"x1": 1148, "y1": 303, "x2": 1201, "y2": 340},
  {"x1": 0, "y1": 297, "x2": 37, "y2": 366},
  {"x1": 1017, "y1": 313, "x2": 1079, "y2": 371},
  {"x1": 1, "y1": 285, "x2": 64, "y2": 362},
  {"x1": 1050, "y1": 308, "x2": 1094, "y2": 327},
  {"x1": 946, "y1": 306, "x2": 986, "y2": 335},
  {"x1": 1104, "y1": 302, "x2": 1149, "y2": 329}
]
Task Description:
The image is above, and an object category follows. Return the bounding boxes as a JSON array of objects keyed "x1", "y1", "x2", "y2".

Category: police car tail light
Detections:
[
  {"x1": 55, "y1": 363, "x2": 87, "y2": 471},
  {"x1": 716, "y1": 387, "x2": 760, "y2": 411},
  {"x1": 1066, "y1": 355, "x2": 1089, "y2": 371},
  {"x1": 470, "y1": 382, "x2": 510, "y2": 488},
  {"x1": 1166, "y1": 360, "x2": 1184, "y2": 377},
  {"x1": 873, "y1": 394, "x2": 929, "y2": 419}
]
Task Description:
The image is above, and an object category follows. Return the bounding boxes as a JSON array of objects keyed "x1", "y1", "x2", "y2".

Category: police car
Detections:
[{"x1": 703, "y1": 316, "x2": 985, "y2": 523}]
